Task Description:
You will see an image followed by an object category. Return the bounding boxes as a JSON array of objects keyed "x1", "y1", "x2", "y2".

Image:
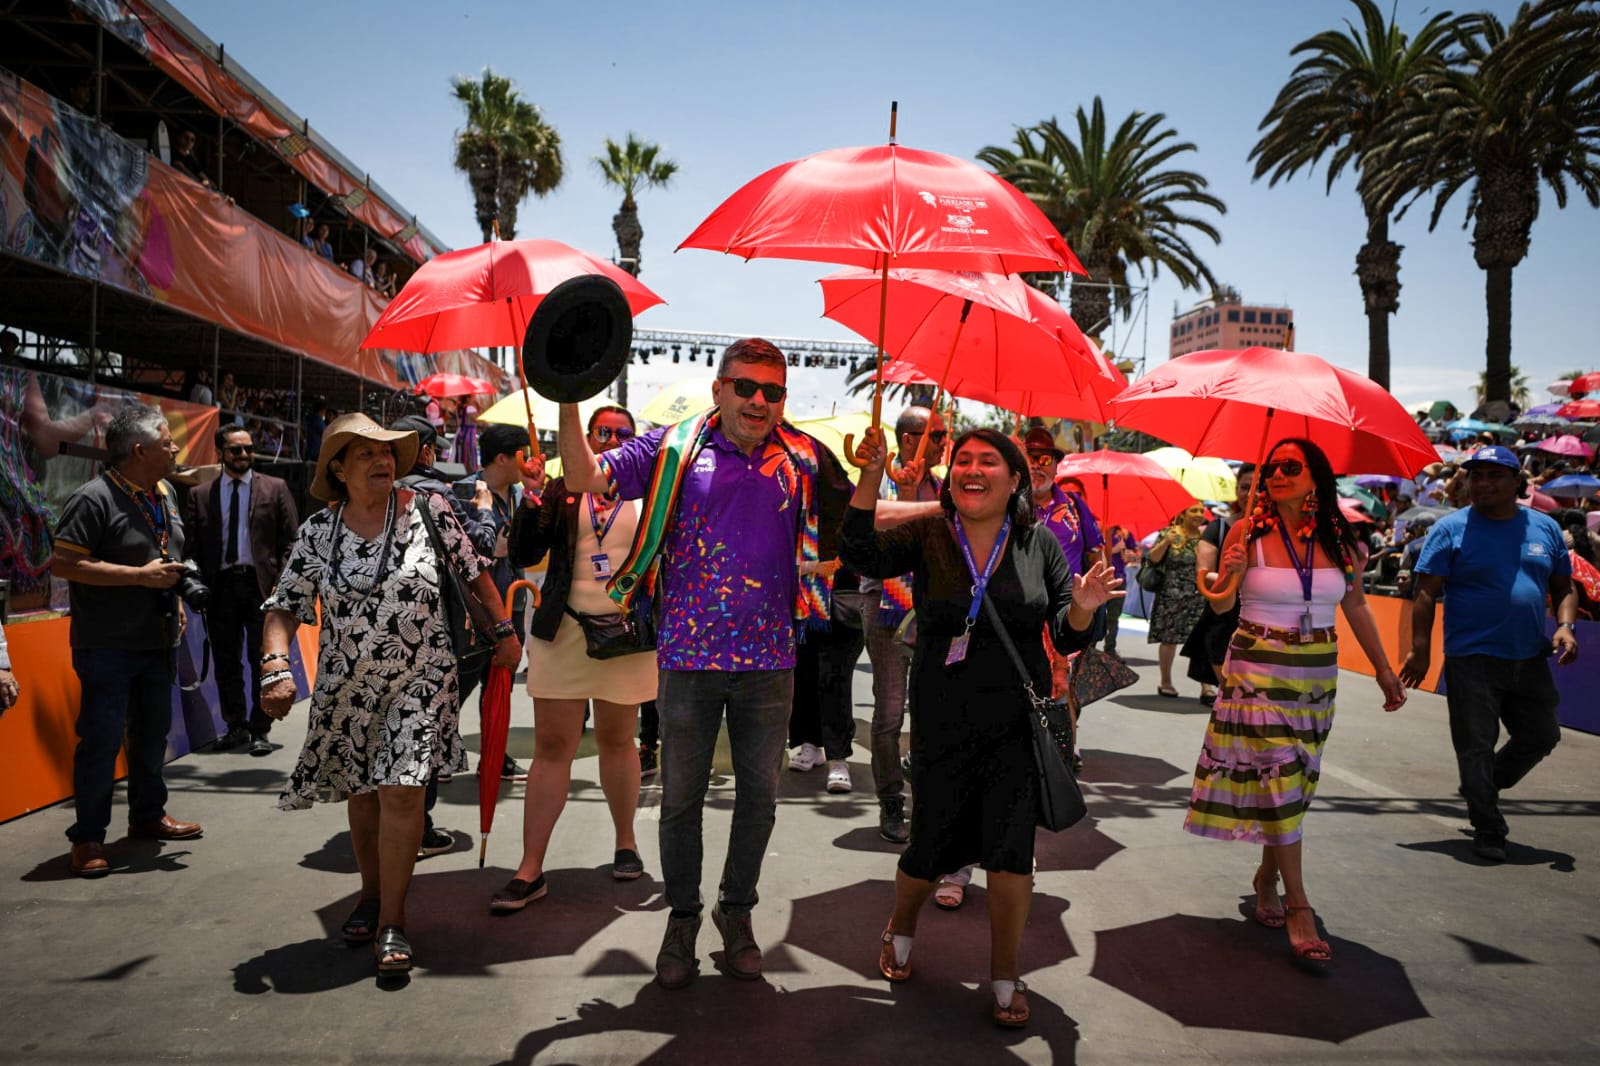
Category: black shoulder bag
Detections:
[
  {"x1": 563, "y1": 603, "x2": 657, "y2": 660},
  {"x1": 981, "y1": 593, "x2": 1088, "y2": 832},
  {"x1": 416, "y1": 497, "x2": 497, "y2": 665}
]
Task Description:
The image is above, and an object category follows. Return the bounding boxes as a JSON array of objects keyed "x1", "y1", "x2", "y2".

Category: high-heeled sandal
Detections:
[
  {"x1": 1284, "y1": 905, "x2": 1331, "y2": 969},
  {"x1": 992, "y1": 979, "x2": 1030, "y2": 1028},
  {"x1": 1251, "y1": 868, "x2": 1286, "y2": 928},
  {"x1": 375, "y1": 925, "x2": 413, "y2": 974},
  {"x1": 877, "y1": 927, "x2": 911, "y2": 982}
]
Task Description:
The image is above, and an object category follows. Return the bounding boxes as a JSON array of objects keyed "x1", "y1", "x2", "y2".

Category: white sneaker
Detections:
[
  {"x1": 826, "y1": 759, "x2": 853, "y2": 793},
  {"x1": 788, "y1": 743, "x2": 823, "y2": 772}
]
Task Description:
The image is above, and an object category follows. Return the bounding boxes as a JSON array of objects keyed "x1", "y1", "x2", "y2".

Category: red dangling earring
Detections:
[{"x1": 1298, "y1": 489, "x2": 1319, "y2": 539}]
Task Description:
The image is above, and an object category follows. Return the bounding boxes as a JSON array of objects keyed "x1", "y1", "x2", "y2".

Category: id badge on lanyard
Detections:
[
  {"x1": 589, "y1": 494, "x2": 622, "y2": 581},
  {"x1": 947, "y1": 513, "x2": 1010, "y2": 666}
]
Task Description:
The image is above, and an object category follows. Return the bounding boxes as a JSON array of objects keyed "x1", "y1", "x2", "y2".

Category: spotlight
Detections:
[
  {"x1": 788, "y1": 354, "x2": 799, "y2": 367},
  {"x1": 671, "y1": 345, "x2": 680, "y2": 364}
]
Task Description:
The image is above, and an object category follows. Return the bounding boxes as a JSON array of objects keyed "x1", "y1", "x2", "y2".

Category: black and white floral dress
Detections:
[{"x1": 264, "y1": 489, "x2": 483, "y2": 810}]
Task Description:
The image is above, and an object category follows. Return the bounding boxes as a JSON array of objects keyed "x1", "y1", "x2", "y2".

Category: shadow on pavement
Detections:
[
  {"x1": 20, "y1": 837, "x2": 197, "y2": 882},
  {"x1": 1035, "y1": 816, "x2": 1126, "y2": 872},
  {"x1": 496, "y1": 975, "x2": 1080, "y2": 1065},
  {"x1": 1089, "y1": 912, "x2": 1429, "y2": 1041},
  {"x1": 1395, "y1": 835, "x2": 1577, "y2": 872},
  {"x1": 1076, "y1": 750, "x2": 1188, "y2": 787}
]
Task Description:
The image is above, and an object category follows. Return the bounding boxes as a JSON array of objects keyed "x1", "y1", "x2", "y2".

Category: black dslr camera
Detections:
[{"x1": 168, "y1": 556, "x2": 211, "y2": 612}]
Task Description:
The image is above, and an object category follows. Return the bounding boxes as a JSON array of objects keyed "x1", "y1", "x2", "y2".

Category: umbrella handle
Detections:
[
  {"x1": 505, "y1": 579, "x2": 540, "y2": 613},
  {"x1": 843, "y1": 431, "x2": 898, "y2": 473}
]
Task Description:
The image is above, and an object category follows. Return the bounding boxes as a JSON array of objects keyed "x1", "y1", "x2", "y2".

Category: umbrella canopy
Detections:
[
  {"x1": 477, "y1": 389, "x2": 611, "y2": 431},
  {"x1": 1521, "y1": 403, "x2": 1569, "y2": 418},
  {"x1": 1141, "y1": 447, "x2": 1237, "y2": 502},
  {"x1": 1446, "y1": 418, "x2": 1515, "y2": 439},
  {"x1": 1542, "y1": 474, "x2": 1600, "y2": 499},
  {"x1": 680, "y1": 143, "x2": 1083, "y2": 275},
  {"x1": 787, "y1": 410, "x2": 893, "y2": 473},
  {"x1": 1352, "y1": 473, "x2": 1404, "y2": 490},
  {"x1": 1335, "y1": 477, "x2": 1389, "y2": 520},
  {"x1": 1548, "y1": 379, "x2": 1575, "y2": 397},
  {"x1": 1108, "y1": 347, "x2": 1438, "y2": 477},
  {"x1": 638, "y1": 378, "x2": 716, "y2": 426},
  {"x1": 882, "y1": 358, "x2": 1125, "y2": 424},
  {"x1": 415, "y1": 372, "x2": 495, "y2": 399},
  {"x1": 1535, "y1": 435, "x2": 1596, "y2": 459},
  {"x1": 1557, "y1": 399, "x2": 1600, "y2": 420},
  {"x1": 362, "y1": 238, "x2": 664, "y2": 353},
  {"x1": 1395, "y1": 503, "x2": 1455, "y2": 525},
  {"x1": 819, "y1": 268, "x2": 1109, "y2": 397},
  {"x1": 1052, "y1": 450, "x2": 1198, "y2": 538},
  {"x1": 1568, "y1": 371, "x2": 1600, "y2": 397}
]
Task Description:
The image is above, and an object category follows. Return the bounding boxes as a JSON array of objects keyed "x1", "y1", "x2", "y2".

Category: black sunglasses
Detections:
[
  {"x1": 224, "y1": 444, "x2": 253, "y2": 455},
  {"x1": 909, "y1": 429, "x2": 948, "y2": 443},
  {"x1": 720, "y1": 377, "x2": 787, "y2": 403},
  {"x1": 592, "y1": 425, "x2": 635, "y2": 443},
  {"x1": 1262, "y1": 459, "x2": 1305, "y2": 478}
]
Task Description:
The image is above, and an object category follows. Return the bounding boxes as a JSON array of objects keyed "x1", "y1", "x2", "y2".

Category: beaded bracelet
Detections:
[
  {"x1": 492, "y1": 618, "x2": 516, "y2": 639},
  {"x1": 260, "y1": 651, "x2": 290, "y2": 665},
  {"x1": 261, "y1": 668, "x2": 294, "y2": 687}
]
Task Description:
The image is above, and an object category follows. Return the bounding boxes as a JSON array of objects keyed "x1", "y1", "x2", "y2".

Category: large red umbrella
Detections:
[
  {"x1": 479, "y1": 579, "x2": 539, "y2": 868},
  {"x1": 882, "y1": 358, "x2": 1125, "y2": 427},
  {"x1": 1566, "y1": 372, "x2": 1600, "y2": 397},
  {"x1": 415, "y1": 372, "x2": 496, "y2": 399},
  {"x1": 1557, "y1": 399, "x2": 1600, "y2": 420},
  {"x1": 1052, "y1": 450, "x2": 1198, "y2": 538},
  {"x1": 1107, "y1": 346, "x2": 1436, "y2": 602},
  {"x1": 679, "y1": 104, "x2": 1085, "y2": 461}
]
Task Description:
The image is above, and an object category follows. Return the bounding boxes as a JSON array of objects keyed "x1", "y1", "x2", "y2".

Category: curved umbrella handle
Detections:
[
  {"x1": 504, "y1": 578, "x2": 541, "y2": 613},
  {"x1": 1198, "y1": 567, "x2": 1242, "y2": 604}
]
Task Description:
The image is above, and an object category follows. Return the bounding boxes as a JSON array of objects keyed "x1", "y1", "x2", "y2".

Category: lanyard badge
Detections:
[
  {"x1": 588, "y1": 494, "x2": 622, "y2": 580},
  {"x1": 947, "y1": 513, "x2": 1010, "y2": 665}
]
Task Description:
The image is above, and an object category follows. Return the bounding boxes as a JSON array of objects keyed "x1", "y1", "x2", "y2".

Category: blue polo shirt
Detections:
[{"x1": 1414, "y1": 506, "x2": 1570, "y2": 659}]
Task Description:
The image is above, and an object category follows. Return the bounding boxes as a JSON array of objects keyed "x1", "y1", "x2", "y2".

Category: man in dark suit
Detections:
[{"x1": 186, "y1": 424, "x2": 299, "y2": 755}]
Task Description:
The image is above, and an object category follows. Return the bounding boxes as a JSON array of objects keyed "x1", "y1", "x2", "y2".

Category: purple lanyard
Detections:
[
  {"x1": 952, "y1": 513, "x2": 1011, "y2": 630},
  {"x1": 1278, "y1": 523, "x2": 1315, "y2": 605},
  {"x1": 587, "y1": 493, "x2": 622, "y2": 548}
]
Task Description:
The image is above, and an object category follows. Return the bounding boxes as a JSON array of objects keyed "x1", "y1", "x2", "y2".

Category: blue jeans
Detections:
[
  {"x1": 1443, "y1": 654, "x2": 1562, "y2": 843},
  {"x1": 657, "y1": 668, "x2": 792, "y2": 916},
  {"x1": 69, "y1": 648, "x2": 175, "y2": 844}
]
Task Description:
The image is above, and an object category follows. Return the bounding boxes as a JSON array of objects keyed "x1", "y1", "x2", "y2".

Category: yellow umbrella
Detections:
[
  {"x1": 789, "y1": 410, "x2": 897, "y2": 484},
  {"x1": 1142, "y1": 446, "x2": 1236, "y2": 503},
  {"x1": 638, "y1": 378, "x2": 717, "y2": 426},
  {"x1": 477, "y1": 389, "x2": 610, "y2": 430}
]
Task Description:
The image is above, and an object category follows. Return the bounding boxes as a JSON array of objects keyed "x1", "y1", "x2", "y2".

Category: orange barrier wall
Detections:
[{"x1": 1335, "y1": 595, "x2": 1445, "y2": 689}]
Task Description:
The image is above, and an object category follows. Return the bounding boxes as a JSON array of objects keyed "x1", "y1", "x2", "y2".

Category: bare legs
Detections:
[
  {"x1": 1158, "y1": 643, "x2": 1178, "y2": 689},
  {"x1": 886, "y1": 866, "x2": 1033, "y2": 978},
  {"x1": 347, "y1": 785, "x2": 425, "y2": 963},
  {"x1": 512, "y1": 697, "x2": 640, "y2": 882}
]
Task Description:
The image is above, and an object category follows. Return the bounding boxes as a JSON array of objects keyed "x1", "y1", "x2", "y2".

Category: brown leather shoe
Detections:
[
  {"x1": 128, "y1": 815, "x2": 202, "y2": 840},
  {"x1": 70, "y1": 842, "x2": 110, "y2": 878}
]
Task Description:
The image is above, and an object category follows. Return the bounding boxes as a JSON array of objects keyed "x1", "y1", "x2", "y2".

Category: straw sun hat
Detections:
[{"x1": 310, "y1": 413, "x2": 420, "y2": 501}]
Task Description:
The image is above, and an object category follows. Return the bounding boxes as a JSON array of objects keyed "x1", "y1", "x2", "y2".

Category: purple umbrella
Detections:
[
  {"x1": 1524, "y1": 403, "x2": 1567, "y2": 417},
  {"x1": 1535, "y1": 435, "x2": 1595, "y2": 459},
  {"x1": 1353, "y1": 474, "x2": 1403, "y2": 489}
]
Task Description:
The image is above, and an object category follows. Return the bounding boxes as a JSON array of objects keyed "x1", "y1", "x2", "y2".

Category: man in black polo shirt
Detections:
[{"x1": 50, "y1": 405, "x2": 206, "y2": 877}]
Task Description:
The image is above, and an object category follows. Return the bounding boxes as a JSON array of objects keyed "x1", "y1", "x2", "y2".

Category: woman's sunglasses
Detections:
[
  {"x1": 1262, "y1": 459, "x2": 1305, "y2": 478},
  {"x1": 719, "y1": 377, "x2": 788, "y2": 403},
  {"x1": 592, "y1": 425, "x2": 635, "y2": 443}
]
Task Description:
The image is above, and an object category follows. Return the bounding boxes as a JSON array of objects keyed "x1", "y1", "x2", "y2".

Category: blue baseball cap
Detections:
[{"x1": 1462, "y1": 444, "x2": 1520, "y2": 471}]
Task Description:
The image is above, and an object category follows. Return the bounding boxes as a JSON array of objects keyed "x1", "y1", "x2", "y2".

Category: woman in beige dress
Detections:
[{"x1": 489, "y1": 406, "x2": 658, "y2": 913}]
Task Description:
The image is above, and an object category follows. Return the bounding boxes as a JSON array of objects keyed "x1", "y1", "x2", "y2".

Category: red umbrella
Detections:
[
  {"x1": 1106, "y1": 346, "x2": 1436, "y2": 602},
  {"x1": 415, "y1": 372, "x2": 495, "y2": 399},
  {"x1": 821, "y1": 268, "x2": 1110, "y2": 465},
  {"x1": 1052, "y1": 450, "x2": 1198, "y2": 538},
  {"x1": 1557, "y1": 399, "x2": 1600, "y2": 420},
  {"x1": 679, "y1": 103, "x2": 1085, "y2": 461},
  {"x1": 1567, "y1": 372, "x2": 1600, "y2": 398},
  {"x1": 479, "y1": 579, "x2": 540, "y2": 868},
  {"x1": 883, "y1": 358, "x2": 1125, "y2": 426}
]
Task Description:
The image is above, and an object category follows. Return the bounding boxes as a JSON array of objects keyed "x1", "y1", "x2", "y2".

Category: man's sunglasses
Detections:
[
  {"x1": 719, "y1": 377, "x2": 787, "y2": 403},
  {"x1": 224, "y1": 444, "x2": 253, "y2": 455},
  {"x1": 592, "y1": 425, "x2": 635, "y2": 443},
  {"x1": 1262, "y1": 459, "x2": 1305, "y2": 478},
  {"x1": 1027, "y1": 452, "x2": 1058, "y2": 468},
  {"x1": 908, "y1": 429, "x2": 948, "y2": 444}
]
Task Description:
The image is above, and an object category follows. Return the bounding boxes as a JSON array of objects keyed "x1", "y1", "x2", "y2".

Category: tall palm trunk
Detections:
[
  {"x1": 1472, "y1": 162, "x2": 1539, "y2": 406},
  {"x1": 1354, "y1": 211, "x2": 1402, "y2": 389},
  {"x1": 1070, "y1": 253, "x2": 1113, "y2": 340},
  {"x1": 495, "y1": 160, "x2": 525, "y2": 240},
  {"x1": 611, "y1": 195, "x2": 642, "y2": 407},
  {"x1": 466, "y1": 151, "x2": 500, "y2": 243}
]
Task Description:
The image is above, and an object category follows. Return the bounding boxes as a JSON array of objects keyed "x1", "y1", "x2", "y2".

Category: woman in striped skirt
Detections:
[{"x1": 1183, "y1": 438, "x2": 1406, "y2": 968}]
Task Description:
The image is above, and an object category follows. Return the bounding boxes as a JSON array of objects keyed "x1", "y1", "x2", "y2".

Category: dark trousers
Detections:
[
  {"x1": 210, "y1": 567, "x2": 269, "y2": 735},
  {"x1": 1443, "y1": 653, "x2": 1562, "y2": 843},
  {"x1": 68, "y1": 648, "x2": 174, "y2": 843},
  {"x1": 787, "y1": 620, "x2": 866, "y2": 760},
  {"x1": 658, "y1": 668, "x2": 792, "y2": 915},
  {"x1": 639, "y1": 700, "x2": 660, "y2": 749}
]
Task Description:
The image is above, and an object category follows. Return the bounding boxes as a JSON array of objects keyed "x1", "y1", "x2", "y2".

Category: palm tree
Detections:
[
  {"x1": 1249, "y1": 0, "x2": 1459, "y2": 390},
  {"x1": 1364, "y1": 0, "x2": 1600, "y2": 406},
  {"x1": 595, "y1": 134, "x2": 678, "y2": 406},
  {"x1": 1475, "y1": 364, "x2": 1532, "y2": 409},
  {"x1": 450, "y1": 69, "x2": 563, "y2": 242},
  {"x1": 978, "y1": 98, "x2": 1225, "y2": 340}
]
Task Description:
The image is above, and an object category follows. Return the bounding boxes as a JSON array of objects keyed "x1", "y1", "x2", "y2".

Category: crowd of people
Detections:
[{"x1": 2, "y1": 338, "x2": 1581, "y2": 1029}]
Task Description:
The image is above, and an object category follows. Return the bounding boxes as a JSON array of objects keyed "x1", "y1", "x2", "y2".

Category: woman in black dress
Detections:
[{"x1": 840, "y1": 427, "x2": 1121, "y2": 1028}]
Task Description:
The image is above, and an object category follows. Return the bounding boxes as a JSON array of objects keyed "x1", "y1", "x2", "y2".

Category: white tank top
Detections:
[{"x1": 1239, "y1": 536, "x2": 1345, "y2": 629}]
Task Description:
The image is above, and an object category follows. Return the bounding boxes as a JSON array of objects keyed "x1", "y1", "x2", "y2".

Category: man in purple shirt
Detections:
[
  {"x1": 1023, "y1": 429, "x2": 1104, "y2": 576},
  {"x1": 560, "y1": 338, "x2": 882, "y2": 989}
]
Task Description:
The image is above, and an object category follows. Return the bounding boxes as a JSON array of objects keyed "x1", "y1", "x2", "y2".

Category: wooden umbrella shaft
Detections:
[
  {"x1": 844, "y1": 259, "x2": 893, "y2": 469},
  {"x1": 907, "y1": 298, "x2": 972, "y2": 469}
]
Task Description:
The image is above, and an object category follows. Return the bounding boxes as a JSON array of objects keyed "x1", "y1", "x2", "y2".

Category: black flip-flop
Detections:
[{"x1": 341, "y1": 898, "x2": 381, "y2": 944}]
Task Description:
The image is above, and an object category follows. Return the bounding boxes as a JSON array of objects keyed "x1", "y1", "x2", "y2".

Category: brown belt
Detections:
[{"x1": 1237, "y1": 619, "x2": 1338, "y2": 645}]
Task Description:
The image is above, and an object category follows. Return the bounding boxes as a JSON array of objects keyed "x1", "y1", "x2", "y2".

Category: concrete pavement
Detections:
[{"x1": 2, "y1": 620, "x2": 1597, "y2": 1065}]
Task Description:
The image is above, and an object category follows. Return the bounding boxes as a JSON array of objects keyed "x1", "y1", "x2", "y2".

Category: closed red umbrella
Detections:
[
  {"x1": 1052, "y1": 450, "x2": 1198, "y2": 538},
  {"x1": 479, "y1": 579, "x2": 539, "y2": 868},
  {"x1": 415, "y1": 372, "x2": 495, "y2": 399},
  {"x1": 680, "y1": 104, "x2": 1085, "y2": 462}
]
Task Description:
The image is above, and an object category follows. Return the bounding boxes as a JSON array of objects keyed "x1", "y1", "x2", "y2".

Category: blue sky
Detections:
[{"x1": 185, "y1": 0, "x2": 1598, "y2": 418}]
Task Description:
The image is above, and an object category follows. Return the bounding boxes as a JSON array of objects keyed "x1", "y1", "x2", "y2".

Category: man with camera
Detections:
[
  {"x1": 50, "y1": 405, "x2": 208, "y2": 877},
  {"x1": 185, "y1": 424, "x2": 299, "y2": 756}
]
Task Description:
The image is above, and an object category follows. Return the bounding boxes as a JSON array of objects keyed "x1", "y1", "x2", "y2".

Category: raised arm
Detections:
[{"x1": 558, "y1": 403, "x2": 610, "y2": 494}]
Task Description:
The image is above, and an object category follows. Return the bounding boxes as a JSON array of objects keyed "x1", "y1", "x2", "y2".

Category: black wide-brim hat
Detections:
[{"x1": 522, "y1": 274, "x2": 633, "y2": 403}]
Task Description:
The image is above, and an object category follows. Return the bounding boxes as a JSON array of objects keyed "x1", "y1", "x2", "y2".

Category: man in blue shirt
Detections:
[{"x1": 1399, "y1": 446, "x2": 1579, "y2": 862}]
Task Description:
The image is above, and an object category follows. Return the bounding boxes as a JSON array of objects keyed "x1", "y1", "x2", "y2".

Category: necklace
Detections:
[{"x1": 329, "y1": 491, "x2": 397, "y2": 597}]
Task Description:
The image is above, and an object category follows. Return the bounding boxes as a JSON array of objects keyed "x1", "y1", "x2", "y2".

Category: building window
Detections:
[
  {"x1": 1227, "y1": 310, "x2": 1240, "y2": 323},
  {"x1": 1243, "y1": 310, "x2": 1257, "y2": 324},
  {"x1": 1276, "y1": 312, "x2": 1289, "y2": 325}
]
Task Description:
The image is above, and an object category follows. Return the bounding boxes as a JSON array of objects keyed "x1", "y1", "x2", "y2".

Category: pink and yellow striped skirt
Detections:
[{"x1": 1182, "y1": 621, "x2": 1338, "y2": 847}]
